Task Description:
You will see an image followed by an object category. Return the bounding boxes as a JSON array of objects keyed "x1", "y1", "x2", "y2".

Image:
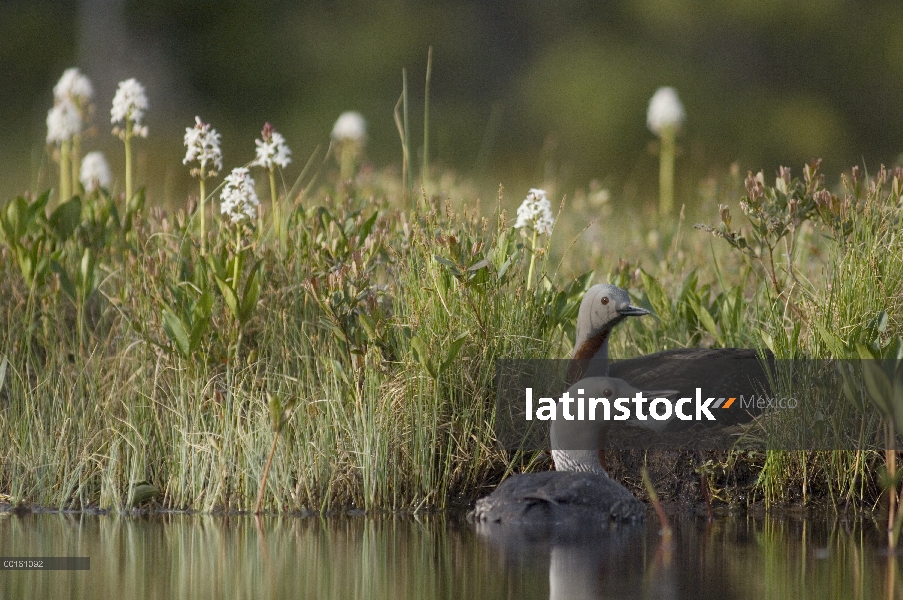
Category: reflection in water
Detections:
[{"x1": 1, "y1": 511, "x2": 901, "y2": 599}]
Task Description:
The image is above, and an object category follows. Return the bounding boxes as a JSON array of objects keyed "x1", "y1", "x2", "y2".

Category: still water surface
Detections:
[{"x1": 1, "y1": 511, "x2": 900, "y2": 599}]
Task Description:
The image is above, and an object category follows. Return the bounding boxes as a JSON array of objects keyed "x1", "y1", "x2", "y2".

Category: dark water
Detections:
[{"x1": 1, "y1": 510, "x2": 900, "y2": 599}]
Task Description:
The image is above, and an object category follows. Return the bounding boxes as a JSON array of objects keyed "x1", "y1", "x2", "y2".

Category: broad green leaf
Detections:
[
  {"x1": 441, "y1": 332, "x2": 469, "y2": 372},
  {"x1": 79, "y1": 248, "x2": 95, "y2": 291},
  {"x1": 239, "y1": 259, "x2": 264, "y2": 322},
  {"x1": 357, "y1": 211, "x2": 379, "y2": 241},
  {"x1": 268, "y1": 393, "x2": 283, "y2": 431},
  {"x1": 213, "y1": 274, "x2": 240, "y2": 320},
  {"x1": 0, "y1": 354, "x2": 7, "y2": 392},
  {"x1": 319, "y1": 317, "x2": 349, "y2": 343},
  {"x1": 862, "y1": 359, "x2": 893, "y2": 417},
  {"x1": 358, "y1": 313, "x2": 379, "y2": 340},
  {"x1": 50, "y1": 260, "x2": 76, "y2": 302},
  {"x1": 410, "y1": 335, "x2": 437, "y2": 379},
  {"x1": 467, "y1": 258, "x2": 491, "y2": 272},
  {"x1": 639, "y1": 269, "x2": 669, "y2": 321},
  {"x1": 162, "y1": 308, "x2": 191, "y2": 357},
  {"x1": 815, "y1": 323, "x2": 847, "y2": 358},
  {"x1": 6, "y1": 196, "x2": 28, "y2": 239},
  {"x1": 49, "y1": 196, "x2": 82, "y2": 241},
  {"x1": 188, "y1": 290, "x2": 213, "y2": 352},
  {"x1": 690, "y1": 297, "x2": 723, "y2": 345},
  {"x1": 496, "y1": 255, "x2": 514, "y2": 280}
]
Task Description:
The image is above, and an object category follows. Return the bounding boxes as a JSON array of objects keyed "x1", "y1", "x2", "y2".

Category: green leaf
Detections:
[
  {"x1": 690, "y1": 297, "x2": 723, "y2": 345},
  {"x1": 5, "y1": 196, "x2": 28, "y2": 239},
  {"x1": 50, "y1": 260, "x2": 76, "y2": 302},
  {"x1": 319, "y1": 317, "x2": 349, "y2": 343},
  {"x1": 162, "y1": 308, "x2": 191, "y2": 357},
  {"x1": 467, "y1": 258, "x2": 491, "y2": 272},
  {"x1": 496, "y1": 255, "x2": 514, "y2": 281},
  {"x1": 815, "y1": 323, "x2": 847, "y2": 358},
  {"x1": 268, "y1": 393, "x2": 283, "y2": 431},
  {"x1": 358, "y1": 313, "x2": 379, "y2": 340},
  {"x1": 188, "y1": 290, "x2": 213, "y2": 353},
  {"x1": 239, "y1": 259, "x2": 264, "y2": 323},
  {"x1": 434, "y1": 255, "x2": 462, "y2": 277},
  {"x1": 213, "y1": 273, "x2": 240, "y2": 320},
  {"x1": 357, "y1": 211, "x2": 379, "y2": 241},
  {"x1": 441, "y1": 332, "x2": 469, "y2": 372},
  {"x1": 410, "y1": 335, "x2": 437, "y2": 379},
  {"x1": 0, "y1": 354, "x2": 7, "y2": 393},
  {"x1": 79, "y1": 247, "x2": 95, "y2": 292},
  {"x1": 49, "y1": 196, "x2": 82, "y2": 241},
  {"x1": 894, "y1": 363, "x2": 903, "y2": 434},
  {"x1": 862, "y1": 359, "x2": 893, "y2": 417},
  {"x1": 639, "y1": 269, "x2": 670, "y2": 321}
]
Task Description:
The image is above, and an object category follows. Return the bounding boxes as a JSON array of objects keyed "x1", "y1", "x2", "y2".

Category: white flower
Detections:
[
  {"x1": 46, "y1": 99, "x2": 82, "y2": 144},
  {"x1": 110, "y1": 78, "x2": 149, "y2": 137},
  {"x1": 220, "y1": 167, "x2": 260, "y2": 223},
  {"x1": 252, "y1": 123, "x2": 292, "y2": 170},
  {"x1": 331, "y1": 111, "x2": 366, "y2": 142},
  {"x1": 646, "y1": 87, "x2": 685, "y2": 136},
  {"x1": 80, "y1": 151, "x2": 111, "y2": 192},
  {"x1": 54, "y1": 68, "x2": 93, "y2": 105},
  {"x1": 183, "y1": 116, "x2": 223, "y2": 177},
  {"x1": 514, "y1": 188, "x2": 555, "y2": 236}
]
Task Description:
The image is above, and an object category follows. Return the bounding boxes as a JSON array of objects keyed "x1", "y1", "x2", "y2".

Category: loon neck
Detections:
[
  {"x1": 567, "y1": 327, "x2": 612, "y2": 383},
  {"x1": 573, "y1": 327, "x2": 612, "y2": 362},
  {"x1": 551, "y1": 449, "x2": 608, "y2": 476}
]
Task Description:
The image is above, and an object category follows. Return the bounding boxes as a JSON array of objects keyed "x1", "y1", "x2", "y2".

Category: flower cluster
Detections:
[
  {"x1": 220, "y1": 168, "x2": 260, "y2": 224},
  {"x1": 111, "y1": 78, "x2": 149, "y2": 138},
  {"x1": 80, "y1": 151, "x2": 111, "y2": 192},
  {"x1": 183, "y1": 116, "x2": 223, "y2": 178},
  {"x1": 54, "y1": 68, "x2": 93, "y2": 108},
  {"x1": 252, "y1": 122, "x2": 292, "y2": 170},
  {"x1": 646, "y1": 87, "x2": 685, "y2": 136},
  {"x1": 514, "y1": 189, "x2": 555, "y2": 236},
  {"x1": 46, "y1": 68, "x2": 94, "y2": 145},
  {"x1": 46, "y1": 99, "x2": 81, "y2": 144},
  {"x1": 331, "y1": 111, "x2": 366, "y2": 142}
]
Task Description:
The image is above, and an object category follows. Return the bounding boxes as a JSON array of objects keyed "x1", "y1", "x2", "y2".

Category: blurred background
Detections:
[{"x1": 3, "y1": 0, "x2": 903, "y2": 210}]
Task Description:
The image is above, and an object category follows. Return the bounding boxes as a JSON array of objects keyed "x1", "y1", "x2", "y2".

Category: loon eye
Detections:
[
  {"x1": 601, "y1": 297, "x2": 609, "y2": 305},
  {"x1": 603, "y1": 389, "x2": 612, "y2": 396}
]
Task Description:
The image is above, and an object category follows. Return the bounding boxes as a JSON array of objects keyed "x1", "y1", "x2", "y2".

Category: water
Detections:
[{"x1": 1, "y1": 510, "x2": 900, "y2": 599}]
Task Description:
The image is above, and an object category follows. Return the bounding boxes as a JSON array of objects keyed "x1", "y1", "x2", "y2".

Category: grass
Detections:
[{"x1": 3, "y1": 116, "x2": 903, "y2": 515}]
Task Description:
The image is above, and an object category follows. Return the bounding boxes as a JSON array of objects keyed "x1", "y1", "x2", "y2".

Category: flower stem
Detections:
[
  {"x1": 269, "y1": 168, "x2": 281, "y2": 247},
  {"x1": 59, "y1": 139, "x2": 72, "y2": 202},
  {"x1": 255, "y1": 430, "x2": 280, "y2": 514},
  {"x1": 233, "y1": 227, "x2": 241, "y2": 286},
  {"x1": 71, "y1": 134, "x2": 81, "y2": 196},
  {"x1": 199, "y1": 176, "x2": 207, "y2": 256},
  {"x1": 124, "y1": 120, "x2": 133, "y2": 203},
  {"x1": 422, "y1": 45, "x2": 433, "y2": 193},
  {"x1": 659, "y1": 125, "x2": 676, "y2": 216},
  {"x1": 526, "y1": 228, "x2": 538, "y2": 289}
]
